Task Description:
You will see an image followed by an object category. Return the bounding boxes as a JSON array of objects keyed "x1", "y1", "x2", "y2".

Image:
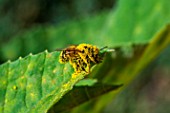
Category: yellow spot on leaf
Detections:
[
  {"x1": 13, "y1": 86, "x2": 17, "y2": 90},
  {"x1": 3, "y1": 81, "x2": 6, "y2": 85},
  {"x1": 30, "y1": 92, "x2": 35, "y2": 98},
  {"x1": 53, "y1": 68, "x2": 57, "y2": 74},
  {"x1": 28, "y1": 63, "x2": 34, "y2": 70},
  {"x1": 63, "y1": 83, "x2": 69, "y2": 88},
  {"x1": 51, "y1": 79, "x2": 56, "y2": 84},
  {"x1": 133, "y1": 25, "x2": 143, "y2": 36},
  {"x1": 19, "y1": 82, "x2": 24, "y2": 88},
  {"x1": 27, "y1": 84, "x2": 33, "y2": 89},
  {"x1": 42, "y1": 78, "x2": 46, "y2": 84},
  {"x1": 47, "y1": 53, "x2": 52, "y2": 58},
  {"x1": 8, "y1": 71, "x2": 13, "y2": 75},
  {"x1": 21, "y1": 76, "x2": 25, "y2": 79},
  {"x1": 5, "y1": 99, "x2": 8, "y2": 103},
  {"x1": 64, "y1": 67, "x2": 68, "y2": 72}
]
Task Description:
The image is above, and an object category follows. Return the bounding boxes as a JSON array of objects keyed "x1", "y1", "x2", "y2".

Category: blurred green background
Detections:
[
  {"x1": 0, "y1": 0, "x2": 170, "y2": 113},
  {"x1": 0, "y1": 0, "x2": 116, "y2": 63}
]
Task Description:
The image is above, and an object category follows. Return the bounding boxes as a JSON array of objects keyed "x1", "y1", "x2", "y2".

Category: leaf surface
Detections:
[{"x1": 0, "y1": 51, "x2": 86, "y2": 113}]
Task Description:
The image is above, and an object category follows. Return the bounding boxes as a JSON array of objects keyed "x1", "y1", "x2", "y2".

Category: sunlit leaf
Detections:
[{"x1": 0, "y1": 51, "x2": 86, "y2": 113}]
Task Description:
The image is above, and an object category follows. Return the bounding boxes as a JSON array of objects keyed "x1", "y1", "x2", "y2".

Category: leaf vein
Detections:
[{"x1": 23, "y1": 56, "x2": 31, "y2": 108}]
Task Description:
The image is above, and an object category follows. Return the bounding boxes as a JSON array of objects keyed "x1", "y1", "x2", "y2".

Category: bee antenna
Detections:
[{"x1": 100, "y1": 46, "x2": 115, "y2": 52}]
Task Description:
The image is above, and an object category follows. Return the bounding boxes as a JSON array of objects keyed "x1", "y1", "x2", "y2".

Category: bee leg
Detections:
[
  {"x1": 87, "y1": 65, "x2": 90, "y2": 74},
  {"x1": 81, "y1": 60, "x2": 89, "y2": 74},
  {"x1": 86, "y1": 58, "x2": 92, "y2": 73}
]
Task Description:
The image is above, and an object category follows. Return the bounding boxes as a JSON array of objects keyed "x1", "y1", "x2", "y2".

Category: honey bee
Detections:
[{"x1": 58, "y1": 43, "x2": 103, "y2": 74}]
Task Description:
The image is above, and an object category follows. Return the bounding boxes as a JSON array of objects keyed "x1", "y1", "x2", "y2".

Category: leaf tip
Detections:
[
  {"x1": 7, "y1": 60, "x2": 11, "y2": 63},
  {"x1": 29, "y1": 53, "x2": 33, "y2": 56},
  {"x1": 19, "y1": 56, "x2": 22, "y2": 60},
  {"x1": 45, "y1": 49, "x2": 48, "y2": 53}
]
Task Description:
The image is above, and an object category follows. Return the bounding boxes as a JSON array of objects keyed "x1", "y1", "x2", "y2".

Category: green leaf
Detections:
[
  {"x1": 101, "y1": 0, "x2": 170, "y2": 45},
  {"x1": 75, "y1": 78, "x2": 98, "y2": 87},
  {"x1": 71, "y1": 25, "x2": 170, "y2": 113},
  {"x1": 1, "y1": 0, "x2": 170, "y2": 112},
  {"x1": 48, "y1": 83, "x2": 123, "y2": 113},
  {"x1": 0, "y1": 51, "x2": 87, "y2": 113},
  {"x1": 64, "y1": 0, "x2": 170, "y2": 112}
]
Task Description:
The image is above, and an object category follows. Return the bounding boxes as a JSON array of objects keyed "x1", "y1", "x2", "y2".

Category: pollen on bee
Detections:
[
  {"x1": 72, "y1": 73, "x2": 78, "y2": 79},
  {"x1": 58, "y1": 43, "x2": 103, "y2": 75}
]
